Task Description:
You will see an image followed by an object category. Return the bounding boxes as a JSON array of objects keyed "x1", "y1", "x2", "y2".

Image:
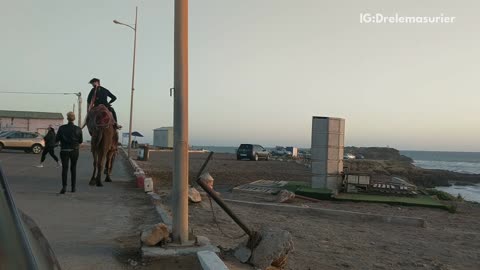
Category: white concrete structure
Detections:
[
  {"x1": 0, "y1": 110, "x2": 64, "y2": 135},
  {"x1": 311, "y1": 116, "x2": 345, "y2": 193},
  {"x1": 197, "y1": 250, "x2": 229, "y2": 270},
  {"x1": 153, "y1": 127, "x2": 174, "y2": 148}
]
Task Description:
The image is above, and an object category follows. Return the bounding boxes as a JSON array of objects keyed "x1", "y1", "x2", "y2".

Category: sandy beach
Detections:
[{"x1": 136, "y1": 151, "x2": 480, "y2": 270}]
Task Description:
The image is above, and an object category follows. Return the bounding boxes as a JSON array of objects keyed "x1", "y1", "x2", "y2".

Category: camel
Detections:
[{"x1": 86, "y1": 105, "x2": 118, "y2": 186}]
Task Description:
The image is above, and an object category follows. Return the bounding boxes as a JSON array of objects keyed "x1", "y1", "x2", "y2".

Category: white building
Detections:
[
  {"x1": 153, "y1": 127, "x2": 174, "y2": 148},
  {"x1": 0, "y1": 110, "x2": 64, "y2": 135}
]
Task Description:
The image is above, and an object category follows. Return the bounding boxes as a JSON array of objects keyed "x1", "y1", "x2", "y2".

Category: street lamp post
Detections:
[
  {"x1": 75, "y1": 92, "x2": 82, "y2": 127},
  {"x1": 172, "y1": 0, "x2": 189, "y2": 244},
  {"x1": 114, "y1": 6, "x2": 138, "y2": 158}
]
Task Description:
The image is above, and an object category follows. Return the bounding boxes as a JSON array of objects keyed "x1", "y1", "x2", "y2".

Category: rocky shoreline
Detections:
[{"x1": 344, "y1": 147, "x2": 480, "y2": 188}]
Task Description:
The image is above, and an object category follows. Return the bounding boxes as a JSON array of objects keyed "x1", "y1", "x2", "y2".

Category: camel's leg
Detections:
[
  {"x1": 104, "y1": 150, "x2": 114, "y2": 182},
  {"x1": 96, "y1": 149, "x2": 106, "y2": 187},
  {"x1": 89, "y1": 150, "x2": 97, "y2": 186},
  {"x1": 110, "y1": 152, "x2": 116, "y2": 175}
]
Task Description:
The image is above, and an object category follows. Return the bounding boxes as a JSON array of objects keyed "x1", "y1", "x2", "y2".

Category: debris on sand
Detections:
[
  {"x1": 200, "y1": 172, "x2": 215, "y2": 189},
  {"x1": 276, "y1": 190, "x2": 295, "y2": 203}
]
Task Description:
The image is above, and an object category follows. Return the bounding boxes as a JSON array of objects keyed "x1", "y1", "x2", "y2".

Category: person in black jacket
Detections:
[
  {"x1": 36, "y1": 127, "x2": 60, "y2": 168},
  {"x1": 87, "y1": 78, "x2": 121, "y2": 129},
  {"x1": 56, "y1": 112, "x2": 83, "y2": 194}
]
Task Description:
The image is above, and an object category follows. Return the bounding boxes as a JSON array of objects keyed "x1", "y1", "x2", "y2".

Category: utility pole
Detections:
[
  {"x1": 114, "y1": 7, "x2": 138, "y2": 158},
  {"x1": 76, "y1": 92, "x2": 82, "y2": 127},
  {"x1": 172, "y1": 0, "x2": 189, "y2": 244}
]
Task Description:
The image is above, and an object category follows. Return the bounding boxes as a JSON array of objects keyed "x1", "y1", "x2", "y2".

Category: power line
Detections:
[{"x1": 0, "y1": 91, "x2": 79, "y2": 96}]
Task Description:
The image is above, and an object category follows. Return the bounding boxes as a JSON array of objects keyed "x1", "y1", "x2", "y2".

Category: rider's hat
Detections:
[{"x1": 89, "y1": 78, "x2": 100, "y2": 84}]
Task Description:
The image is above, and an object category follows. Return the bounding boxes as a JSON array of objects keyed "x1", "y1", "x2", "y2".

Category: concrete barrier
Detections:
[
  {"x1": 197, "y1": 251, "x2": 229, "y2": 270},
  {"x1": 120, "y1": 147, "x2": 143, "y2": 174},
  {"x1": 224, "y1": 199, "x2": 426, "y2": 228},
  {"x1": 120, "y1": 147, "x2": 230, "y2": 269}
]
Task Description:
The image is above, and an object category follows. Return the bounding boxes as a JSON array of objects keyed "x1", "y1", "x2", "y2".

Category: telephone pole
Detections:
[{"x1": 172, "y1": 0, "x2": 189, "y2": 244}]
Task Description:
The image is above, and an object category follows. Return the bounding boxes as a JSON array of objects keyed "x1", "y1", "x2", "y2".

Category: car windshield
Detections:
[
  {"x1": 239, "y1": 144, "x2": 252, "y2": 149},
  {"x1": 0, "y1": 131, "x2": 13, "y2": 137}
]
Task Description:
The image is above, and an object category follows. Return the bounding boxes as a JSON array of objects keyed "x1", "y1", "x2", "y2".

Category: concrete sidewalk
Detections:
[{"x1": 0, "y1": 149, "x2": 159, "y2": 270}]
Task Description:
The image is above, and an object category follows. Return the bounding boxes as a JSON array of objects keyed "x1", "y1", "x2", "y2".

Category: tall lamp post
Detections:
[
  {"x1": 172, "y1": 0, "x2": 189, "y2": 244},
  {"x1": 74, "y1": 92, "x2": 82, "y2": 127},
  {"x1": 114, "y1": 6, "x2": 138, "y2": 158}
]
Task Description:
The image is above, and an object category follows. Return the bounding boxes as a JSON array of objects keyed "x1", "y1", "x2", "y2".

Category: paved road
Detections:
[{"x1": 0, "y1": 148, "x2": 158, "y2": 270}]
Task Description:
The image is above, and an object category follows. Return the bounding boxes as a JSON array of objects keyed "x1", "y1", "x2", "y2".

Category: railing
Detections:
[{"x1": 0, "y1": 165, "x2": 61, "y2": 270}]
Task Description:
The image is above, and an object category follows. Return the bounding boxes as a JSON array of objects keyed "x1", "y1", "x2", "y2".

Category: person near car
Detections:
[
  {"x1": 56, "y1": 112, "x2": 83, "y2": 194},
  {"x1": 36, "y1": 126, "x2": 60, "y2": 168}
]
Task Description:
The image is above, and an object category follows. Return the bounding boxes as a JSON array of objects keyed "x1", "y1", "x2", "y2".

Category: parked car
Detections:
[
  {"x1": 0, "y1": 131, "x2": 45, "y2": 154},
  {"x1": 272, "y1": 147, "x2": 292, "y2": 156},
  {"x1": 343, "y1": 153, "x2": 356, "y2": 160},
  {"x1": 0, "y1": 131, "x2": 14, "y2": 137},
  {"x1": 237, "y1": 144, "x2": 270, "y2": 161}
]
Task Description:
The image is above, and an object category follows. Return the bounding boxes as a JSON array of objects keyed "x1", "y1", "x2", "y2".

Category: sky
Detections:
[{"x1": 1, "y1": 0, "x2": 479, "y2": 151}]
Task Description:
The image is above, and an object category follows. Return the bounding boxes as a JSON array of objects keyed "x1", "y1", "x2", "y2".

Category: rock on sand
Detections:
[
  {"x1": 189, "y1": 187, "x2": 202, "y2": 203},
  {"x1": 250, "y1": 227, "x2": 294, "y2": 269},
  {"x1": 141, "y1": 223, "x2": 170, "y2": 246}
]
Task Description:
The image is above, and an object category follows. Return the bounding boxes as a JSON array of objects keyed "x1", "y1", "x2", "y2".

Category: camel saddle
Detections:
[{"x1": 87, "y1": 105, "x2": 115, "y2": 134}]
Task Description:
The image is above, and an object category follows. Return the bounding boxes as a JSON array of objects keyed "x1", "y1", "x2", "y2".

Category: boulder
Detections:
[
  {"x1": 234, "y1": 245, "x2": 252, "y2": 263},
  {"x1": 200, "y1": 172, "x2": 214, "y2": 189},
  {"x1": 250, "y1": 227, "x2": 294, "y2": 269},
  {"x1": 141, "y1": 223, "x2": 170, "y2": 246},
  {"x1": 188, "y1": 187, "x2": 202, "y2": 203}
]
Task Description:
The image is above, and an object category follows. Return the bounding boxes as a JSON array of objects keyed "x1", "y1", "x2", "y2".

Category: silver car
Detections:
[{"x1": 0, "y1": 131, "x2": 45, "y2": 154}]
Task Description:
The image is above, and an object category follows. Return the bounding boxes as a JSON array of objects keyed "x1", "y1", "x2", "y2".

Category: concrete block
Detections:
[
  {"x1": 144, "y1": 178, "x2": 154, "y2": 193},
  {"x1": 155, "y1": 205, "x2": 173, "y2": 230},
  {"x1": 142, "y1": 244, "x2": 220, "y2": 258},
  {"x1": 197, "y1": 250, "x2": 229, "y2": 270}
]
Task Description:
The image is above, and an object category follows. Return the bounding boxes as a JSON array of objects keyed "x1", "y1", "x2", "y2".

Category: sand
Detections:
[{"x1": 137, "y1": 151, "x2": 480, "y2": 270}]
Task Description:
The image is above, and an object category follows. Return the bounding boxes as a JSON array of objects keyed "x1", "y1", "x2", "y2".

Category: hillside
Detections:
[{"x1": 344, "y1": 147, "x2": 480, "y2": 187}]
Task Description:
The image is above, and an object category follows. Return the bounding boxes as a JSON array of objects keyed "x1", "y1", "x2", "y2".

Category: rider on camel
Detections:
[{"x1": 87, "y1": 78, "x2": 122, "y2": 129}]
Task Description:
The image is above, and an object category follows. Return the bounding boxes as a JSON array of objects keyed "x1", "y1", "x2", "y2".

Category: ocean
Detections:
[
  {"x1": 401, "y1": 151, "x2": 480, "y2": 203},
  {"x1": 194, "y1": 146, "x2": 480, "y2": 203}
]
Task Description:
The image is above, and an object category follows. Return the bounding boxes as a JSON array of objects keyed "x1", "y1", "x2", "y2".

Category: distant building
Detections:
[
  {"x1": 0, "y1": 110, "x2": 64, "y2": 134},
  {"x1": 153, "y1": 127, "x2": 174, "y2": 148}
]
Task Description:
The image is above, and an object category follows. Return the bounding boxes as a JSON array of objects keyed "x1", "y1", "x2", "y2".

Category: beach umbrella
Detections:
[
  {"x1": 131, "y1": 131, "x2": 143, "y2": 137},
  {"x1": 131, "y1": 131, "x2": 144, "y2": 143}
]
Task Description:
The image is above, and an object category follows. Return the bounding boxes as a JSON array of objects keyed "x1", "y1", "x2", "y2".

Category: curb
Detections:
[
  {"x1": 120, "y1": 147, "x2": 144, "y2": 175},
  {"x1": 197, "y1": 251, "x2": 229, "y2": 270},
  {"x1": 224, "y1": 199, "x2": 427, "y2": 228},
  {"x1": 119, "y1": 147, "x2": 229, "y2": 269}
]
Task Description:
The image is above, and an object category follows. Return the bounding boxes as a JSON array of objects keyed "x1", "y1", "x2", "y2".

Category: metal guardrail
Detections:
[
  {"x1": 0, "y1": 165, "x2": 38, "y2": 269},
  {"x1": 0, "y1": 164, "x2": 61, "y2": 270}
]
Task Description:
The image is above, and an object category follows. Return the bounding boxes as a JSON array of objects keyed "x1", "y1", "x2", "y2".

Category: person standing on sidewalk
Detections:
[
  {"x1": 36, "y1": 126, "x2": 61, "y2": 168},
  {"x1": 56, "y1": 112, "x2": 83, "y2": 194}
]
